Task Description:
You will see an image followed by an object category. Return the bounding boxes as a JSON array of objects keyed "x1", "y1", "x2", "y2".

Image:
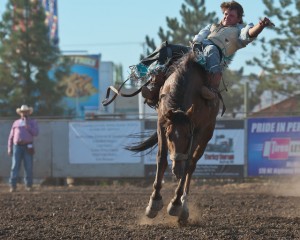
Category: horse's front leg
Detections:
[
  {"x1": 183, "y1": 124, "x2": 215, "y2": 196},
  {"x1": 178, "y1": 160, "x2": 198, "y2": 222},
  {"x1": 167, "y1": 176, "x2": 185, "y2": 217},
  {"x1": 178, "y1": 134, "x2": 214, "y2": 221},
  {"x1": 145, "y1": 127, "x2": 168, "y2": 218},
  {"x1": 167, "y1": 137, "x2": 208, "y2": 221},
  {"x1": 167, "y1": 158, "x2": 197, "y2": 222},
  {"x1": 166, "y1": 158, "x2": 187, "y2": 218}
]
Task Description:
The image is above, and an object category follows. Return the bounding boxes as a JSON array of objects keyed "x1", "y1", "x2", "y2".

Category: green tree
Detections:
[
  {"x1": 222, "y1": 69, "x2": 245, "y2": 117},
  {"x1": 0, "y1": 0, "x2": 69, "y2": 116},
  {"x1": 247, "y1": 0, "x2": 300, "y2": 111},
  {"x1": 143, "y1": 0, "x2": 218, "y2": 55}
]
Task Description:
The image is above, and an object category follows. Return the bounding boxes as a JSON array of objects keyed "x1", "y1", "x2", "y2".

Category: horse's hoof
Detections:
[
  {"x1": 149, "y1": 198, "x2": 163, "y2": 211},
  {"x1": 145, "y1": 206, "x2": 158, "y2": 218},
  {"x1": 167, "y1": 202, "x2": 182, "y2": 217},
  {"x1": 179, "y1": 207, "x2": 189, "y2": 222},
  {"x1": 179, "y1": 194, "x2": 189, "y2": 221},
  {"x1": 145, "y1": 198, "x2": 163, "y2": 218}
]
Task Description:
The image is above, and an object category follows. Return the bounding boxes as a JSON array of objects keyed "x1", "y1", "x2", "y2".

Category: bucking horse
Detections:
[{"x1": 125, "y1": 50, "x2": 221, "y2": 222}]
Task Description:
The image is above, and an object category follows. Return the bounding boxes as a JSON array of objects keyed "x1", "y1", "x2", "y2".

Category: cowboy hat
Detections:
[{"x1": 16, "y1": 105, "x2": 33, "y2": 115}]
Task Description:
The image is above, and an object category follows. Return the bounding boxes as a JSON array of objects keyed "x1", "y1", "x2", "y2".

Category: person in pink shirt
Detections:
[{"x1": 8, "y1": 105, "x2": 39, "y2": 192}]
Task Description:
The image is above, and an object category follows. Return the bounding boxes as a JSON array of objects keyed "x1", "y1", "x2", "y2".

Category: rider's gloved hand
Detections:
[{"x1": 259, "y1": 17, "x2": 275, "y2": 27}]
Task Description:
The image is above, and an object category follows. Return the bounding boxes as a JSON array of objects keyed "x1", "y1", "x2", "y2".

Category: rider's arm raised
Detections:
[{"x1": 248, "y1": 17, "x2": 273, "y2": 38}]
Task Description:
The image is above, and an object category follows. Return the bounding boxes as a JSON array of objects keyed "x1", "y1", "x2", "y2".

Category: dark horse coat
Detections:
[{"x1": 128, "y1": 51, "x2": 220, "y2": 222}]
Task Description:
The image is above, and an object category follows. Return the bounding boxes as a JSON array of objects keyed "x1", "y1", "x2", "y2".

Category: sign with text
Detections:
[
  {"x1": 69, "y1": 121, "x2": 142, "y2": 164},
  {"x1": 198, "y1": 121, "x2": 244, "y2": 165},
  {"x1": 144, "y1": 120, "x2": 245, "y2": 178},
  {"x1": 248, "y1": 116, "x2": 300, "y2": 176},
  {"x1": 196, "y1": 120, "x2": 245, "y2": 177}
]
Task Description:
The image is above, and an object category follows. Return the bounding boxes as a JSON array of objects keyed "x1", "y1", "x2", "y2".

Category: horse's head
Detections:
[{"x1": 164, "y1": 105, "x2": 194, "y2": 179}]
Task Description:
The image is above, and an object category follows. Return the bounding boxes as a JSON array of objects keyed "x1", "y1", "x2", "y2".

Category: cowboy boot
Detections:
[
  {"x1": 201, "y1": 72, "x2": 222, "y2": 100},
  {"x1": 141, "y1": 71, "x2": 166, "y2": 106}
]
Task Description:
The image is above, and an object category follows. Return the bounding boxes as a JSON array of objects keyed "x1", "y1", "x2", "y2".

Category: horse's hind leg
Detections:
[
  {"x1": 145, "y1": 156, "x2": 167, "y2": 218},
  {"x1": 145, "y1": 128, "x2": 168, "y2": 218}
]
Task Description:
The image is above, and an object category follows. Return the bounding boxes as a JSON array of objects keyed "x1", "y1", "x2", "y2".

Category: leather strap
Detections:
[
  {"x1": 102, "y1": 78, "x2": 151, "y2": 106},
  {"x1": 217, "y1": 92, "x2": 226, "y2": 116}
]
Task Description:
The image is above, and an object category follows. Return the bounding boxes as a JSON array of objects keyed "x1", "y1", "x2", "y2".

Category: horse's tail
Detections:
[{"x1": 125, "y1": 131, "x2": 158, "y2": 153}]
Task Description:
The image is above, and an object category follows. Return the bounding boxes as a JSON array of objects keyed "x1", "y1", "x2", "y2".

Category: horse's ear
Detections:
[
  {"x1": 186, "y1": 104, "x2": 194, "y2": 119},
  {"x1": 165, "y1": 109, "x2": 174, "y2": 120}
]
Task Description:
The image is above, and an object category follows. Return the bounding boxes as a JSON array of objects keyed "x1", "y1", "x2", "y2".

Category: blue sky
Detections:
[{"x1": 0, "y1": 0, "x2": 273, "y2": 76}]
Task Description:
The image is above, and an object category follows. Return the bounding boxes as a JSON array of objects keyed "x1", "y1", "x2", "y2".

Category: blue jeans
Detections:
[
  {"x1": 9, "y1": 144, "x2": 33, "y2": 188},
  {"x1": 202, "y1": 44, "x2": 222, "y2": 73}
]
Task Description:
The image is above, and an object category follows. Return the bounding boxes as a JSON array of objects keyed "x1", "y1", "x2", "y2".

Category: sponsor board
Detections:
[
  {"x1": 248, "y1": 117, "x2": 300, "y2": 176},
  {"x1": 69, "y1": 121, "x2": 142, "y2": 164}
]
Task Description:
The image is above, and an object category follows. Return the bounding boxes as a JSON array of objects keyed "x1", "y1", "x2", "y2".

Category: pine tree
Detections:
[
  {"x1": 143, "y1": 0, "x2": 218, "y2": 55},
  {"x1": 0, "y1": 0, "x2": 69, "y2": 116},
  {"x1": 222, "y1": 70, "x2": 245, "y2": 117},
  {"x1": 246, "y1": 0, "x2": 300, "y2": 112}
]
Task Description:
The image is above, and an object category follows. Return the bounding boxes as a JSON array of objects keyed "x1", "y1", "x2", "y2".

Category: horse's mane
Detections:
[
  {"x1": 167, "y1": 51, "x2": 196, "y2": 78},
  {"x1": 164, "y1": 51, "x2": 206, "y2": 111}
]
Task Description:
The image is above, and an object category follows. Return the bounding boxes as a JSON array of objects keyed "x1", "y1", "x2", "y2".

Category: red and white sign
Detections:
[{"x1": 263, "y1": 138, "x2": 300, "y2": 160}]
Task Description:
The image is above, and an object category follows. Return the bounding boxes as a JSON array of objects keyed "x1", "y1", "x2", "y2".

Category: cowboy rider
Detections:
[{"x1": 131, "y1": 1, "x2": 273, "y2": 107}]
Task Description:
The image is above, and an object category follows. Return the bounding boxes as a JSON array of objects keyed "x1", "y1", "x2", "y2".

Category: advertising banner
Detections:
[
  {"x1": 195, "y1": 120, "x2": 245, "y2": 178},
  {"x1": 61, "y1": 55, "x2": 101, "y2": 117},
  {"x1": 69, "y1": 121, "x2": 142, "y2": 164},
  {"x1": 248, "y1": 116, "x2": 300, "y2": 176}
]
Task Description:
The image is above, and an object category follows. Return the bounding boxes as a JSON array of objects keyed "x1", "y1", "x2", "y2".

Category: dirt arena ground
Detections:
[{"x1": 0, "y1": 178, "x2": 300, "y2": 240}]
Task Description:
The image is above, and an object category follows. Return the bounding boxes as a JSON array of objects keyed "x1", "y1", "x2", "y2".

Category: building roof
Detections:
[{"x1": 250, "y1": 93, "x2": 300, "y2": 117}]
